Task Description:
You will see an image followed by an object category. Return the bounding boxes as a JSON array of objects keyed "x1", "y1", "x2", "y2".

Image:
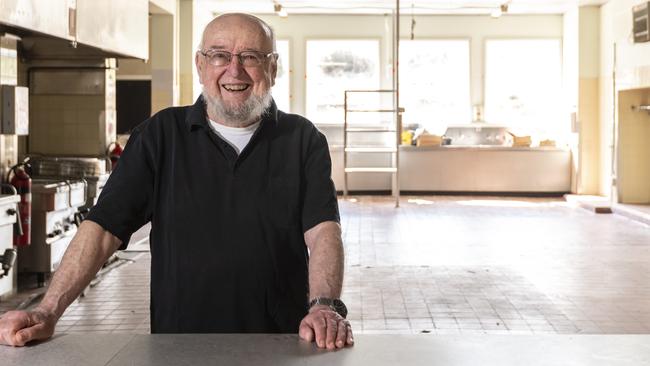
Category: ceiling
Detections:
[{"x1": 201, "y1": 0, "x2": 610, "y2": 15}]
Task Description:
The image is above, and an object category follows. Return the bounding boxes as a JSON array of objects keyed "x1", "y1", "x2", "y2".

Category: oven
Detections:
[{"x1": 17, "y1": 179, "x2": 86, "y2": 286}]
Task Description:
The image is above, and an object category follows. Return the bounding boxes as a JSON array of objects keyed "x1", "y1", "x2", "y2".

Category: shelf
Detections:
[
  {"x1": 344, "y1": 167, "x2": 397, "y2": 173},
  {"x1": 346, "y1": 109, "x2": 398, "y2": 113},
  {"x1": 346, "y1": 128, "x2": 397, "y2": 133},
  {"x1": 345, "y1": 147, "x2": 397, "y2": 153},
  {"x1": 343, "y1": 89, "x2": 400, "y2": 207}
]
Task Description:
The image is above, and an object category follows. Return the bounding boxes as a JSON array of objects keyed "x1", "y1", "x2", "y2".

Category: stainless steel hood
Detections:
[{"x1": 0, "y1": 0, "x2": 148, "y2": 60}]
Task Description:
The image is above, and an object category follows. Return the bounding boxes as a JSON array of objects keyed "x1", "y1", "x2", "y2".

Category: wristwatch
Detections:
[{"x1": 309, "y1": 297, "x2": 348, "y2": 318}]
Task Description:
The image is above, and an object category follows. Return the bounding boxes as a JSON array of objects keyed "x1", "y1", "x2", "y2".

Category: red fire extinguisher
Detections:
[
  {"x1": 7, "y1": 162, "x2": 31, "y2": 246},
  {"x1": 107, "y1": 142, "x2": 123, "y2": 171}
]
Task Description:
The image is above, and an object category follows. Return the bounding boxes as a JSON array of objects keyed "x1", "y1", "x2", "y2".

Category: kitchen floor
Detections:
[{"x1": 3, "y1": 195, "x2": 650, "y2": 335}]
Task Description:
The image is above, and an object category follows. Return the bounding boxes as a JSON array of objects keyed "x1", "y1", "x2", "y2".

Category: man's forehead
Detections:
[
  {"x1": 203, "y1": 21, "x2": 271, "y2": 49},
  {"x1": 203, "y1": 37, "x2": 260, "y2": 50}
]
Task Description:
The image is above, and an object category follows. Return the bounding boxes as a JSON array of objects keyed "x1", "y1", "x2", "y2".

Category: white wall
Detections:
[{"x1": 600, "y1": 0, "x2": 650, "y2": 197}]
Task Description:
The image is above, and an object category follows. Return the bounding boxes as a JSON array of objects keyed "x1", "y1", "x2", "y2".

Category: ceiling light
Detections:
[{"x1": 274, "y1": 3, "x2": 288, "y2": 17}]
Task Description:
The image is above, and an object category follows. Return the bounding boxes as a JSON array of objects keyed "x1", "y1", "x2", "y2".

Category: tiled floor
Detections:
[{"x1": 2, "y1": 195, "x2": 650, "y2": 335}]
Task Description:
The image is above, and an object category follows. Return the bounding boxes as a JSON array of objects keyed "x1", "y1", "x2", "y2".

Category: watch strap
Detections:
[{"x1": 309, "y1": 297, "x2": 348, "y2": 318}]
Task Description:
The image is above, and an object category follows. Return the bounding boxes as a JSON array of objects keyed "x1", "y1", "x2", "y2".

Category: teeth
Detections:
[{"x1": 223, "y1": 84, "x2": 249, "y2": 91}]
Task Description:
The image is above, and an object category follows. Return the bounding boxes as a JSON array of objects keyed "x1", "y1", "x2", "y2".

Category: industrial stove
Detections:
[
  {"x1": 17, "y1": 179, "x2": 86, "y2": 286},
  {"x1": 0, "y1": 192, "x2": 20, "y2": 297},
  {"x1": 28, "y1": 156, "x2": 110, "y2": 215}
]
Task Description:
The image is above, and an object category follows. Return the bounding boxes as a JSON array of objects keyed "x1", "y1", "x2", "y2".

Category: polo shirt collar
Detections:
[{"x1": 186, "y1": 95, "x2": 279, "y2": 131}]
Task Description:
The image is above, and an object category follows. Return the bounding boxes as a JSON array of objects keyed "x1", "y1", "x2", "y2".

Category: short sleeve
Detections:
[
  {"x1": 301, "y1": 126, "x2": 340, "y2": 233},
  {"x1": 86, "y1": 123, "x2": 156, "y2": 249}
]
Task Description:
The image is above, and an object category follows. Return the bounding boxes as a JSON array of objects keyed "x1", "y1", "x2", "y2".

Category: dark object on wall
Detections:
[
  {"x1": 116, "y1": 80, "x2": 151, "y2": 134},
  {"x1": 633, "y1": 2, "x2": 650, "y2": 43}
]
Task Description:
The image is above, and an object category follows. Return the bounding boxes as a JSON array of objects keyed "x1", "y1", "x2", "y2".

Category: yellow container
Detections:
[{"x1": 401, "y1": 130, "x2": 414, "y2": 145}]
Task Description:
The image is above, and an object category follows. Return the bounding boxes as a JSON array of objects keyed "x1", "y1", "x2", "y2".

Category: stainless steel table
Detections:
[{"x1": 2, "y1": 334, "x2": 650, "y2": 365}]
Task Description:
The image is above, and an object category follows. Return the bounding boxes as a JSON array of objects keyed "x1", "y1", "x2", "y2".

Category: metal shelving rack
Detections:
[{"x1": 343, "y1": 89, "x2": 401, "y2": 207}]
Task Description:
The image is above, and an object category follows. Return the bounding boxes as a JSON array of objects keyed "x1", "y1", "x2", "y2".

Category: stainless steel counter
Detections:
[
  {"x1": 2, "y1": 334, "x2": 649, "y2": 366},
  {"x1": 331, "y1": 145, "x2": 571, "y2": 192}
]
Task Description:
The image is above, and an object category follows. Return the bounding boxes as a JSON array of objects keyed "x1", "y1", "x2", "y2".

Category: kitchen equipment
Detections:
[
  {"x1": 443, "y1": 124, "x2": 511, "y2": 146},
  {"x1": 27, "y1": 156, "x2": 110, "y2": 214},
  {"x1": 0, "y1": 193, "x2": 19, "y2": 297},
  {"x1": 18, "y1": 179, "x2": 86, "y2": 286},
  {"x1": 30, "y1": 156, "x2": 107, "y2": 177}
]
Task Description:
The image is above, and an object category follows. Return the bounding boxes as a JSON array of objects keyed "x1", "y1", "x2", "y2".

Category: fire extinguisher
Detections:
[
  {"x1": 107, "y1": 142, "x2": 123, "y2": 171},
  {"x1": 7, "y1": 162, "x2": 31, "y2": 246}
]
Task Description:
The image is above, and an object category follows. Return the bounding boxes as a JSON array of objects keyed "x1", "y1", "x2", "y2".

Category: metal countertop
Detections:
[{"x1": 2, "y1": 334, "x2": 649, "y2": 366}]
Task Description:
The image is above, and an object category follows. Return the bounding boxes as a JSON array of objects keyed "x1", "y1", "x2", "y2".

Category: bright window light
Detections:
[
  {"x1": 484, "y1": 39, "x2": 564, "y2": 143},
  {"x1": 306, "y1": 40, "x2": 380, "y2": 124},
  {"x1": 400, "y1": 40, "x2": 471, "y2": 134},
  {"x1": 272, "y1": 40, "x2": 290, "y2": 112}
]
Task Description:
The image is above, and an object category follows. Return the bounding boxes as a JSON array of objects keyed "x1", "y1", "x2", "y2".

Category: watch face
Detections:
[{"x1": 333, "y1": 299, "x2": 348, "y2": 318}]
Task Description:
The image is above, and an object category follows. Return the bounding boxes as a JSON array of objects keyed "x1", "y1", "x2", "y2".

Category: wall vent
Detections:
[{"x1": 634, "y1": 2, "x2": 650, "y2": 43}]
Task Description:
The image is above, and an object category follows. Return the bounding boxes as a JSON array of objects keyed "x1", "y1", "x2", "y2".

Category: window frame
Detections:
[
  {"x1": 304, "y1": 37, "x2": 383, "y2": 125},
  {"x1": 272, "y1": 38, "x2": 292, "y2": 113}
]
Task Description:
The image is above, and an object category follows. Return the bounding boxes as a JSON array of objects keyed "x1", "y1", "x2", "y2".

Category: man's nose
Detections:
[{"x1": 224, "y1": 56, "x2": 244, "y2": 76}]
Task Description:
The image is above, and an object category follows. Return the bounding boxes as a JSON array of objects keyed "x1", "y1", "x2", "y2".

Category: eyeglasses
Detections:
[{"x1": 199, "y1": 50, "x2": 277, "y2": 67}]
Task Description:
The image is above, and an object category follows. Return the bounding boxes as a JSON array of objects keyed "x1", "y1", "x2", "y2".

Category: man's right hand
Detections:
[{"x1": 0, "y1": 308, "x2": 58, "y2": 347}]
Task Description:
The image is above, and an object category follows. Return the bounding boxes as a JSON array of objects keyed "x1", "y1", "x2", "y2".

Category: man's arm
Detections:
[
  {"x1": 298, "y1": 221, "x2": 353, "y2": 349},
  {"x1": 0, "y1": 220, "x2": 122, "y2": 346}
]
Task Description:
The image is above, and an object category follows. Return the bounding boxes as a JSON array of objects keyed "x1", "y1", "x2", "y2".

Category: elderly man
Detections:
[{"x1": 0, "y1": 13, "x2": 353, "y2": 349}]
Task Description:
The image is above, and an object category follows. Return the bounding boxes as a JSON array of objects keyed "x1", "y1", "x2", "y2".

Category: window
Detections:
[
  {"x1": 399, "y1": 39, "x2": 470, "y2": 134},
  {"x1": 272, "y1": 40, "x2": 291, "y2": 112},
  {"x1": 484, "y1": 39, "x2": 563, "y2": 141},
  {"x1": 306, "y1": 40, "x2": 380, "y2": 124}
]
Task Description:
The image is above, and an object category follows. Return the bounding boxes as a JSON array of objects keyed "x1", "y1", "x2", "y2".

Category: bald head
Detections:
[{"x1": 199, "y1": 13, "x2": 276, "y2": 53}]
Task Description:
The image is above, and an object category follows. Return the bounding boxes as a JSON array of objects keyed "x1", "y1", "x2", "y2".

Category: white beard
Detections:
[{"x1": 202, "y1": 88, "x2": 272, "y2": 127}]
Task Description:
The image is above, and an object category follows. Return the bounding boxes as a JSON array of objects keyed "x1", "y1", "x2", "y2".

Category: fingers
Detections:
[
  {"x1": 0, "y1": 311, "x2": 30, "y2": 347},
  {"x1": 325, "y1": 317, "x2": 338, "y2": 349},
  {"x1": 0, "y1": 310, "x2": 56, "y2": 347},
  {"x1": 335, "y1": 319, "x2": 347, "y2": 348},
  {"x1": 298, "y1": 319, "x2": 314, "y2": 342},
  {"x1": 313, "y1": 315, "x2": 327, "y2": 348},
  {"x1": 298, "y1": 309, "x2": 354, "y2": 350},
  {"x1": 345, "y1": 322, "x2": 354, "y2": 346},
  {"x1": 15, "y1": 322, "x2": 45, "y2": 346}
]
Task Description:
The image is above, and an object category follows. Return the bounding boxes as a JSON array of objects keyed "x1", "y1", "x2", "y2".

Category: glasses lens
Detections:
[
  {"x1": 239, "y1": 52, "x2": 263, "y2": 67},
  {"x1": 208, "y1": 51, "x2": 231, "y2": 66}
]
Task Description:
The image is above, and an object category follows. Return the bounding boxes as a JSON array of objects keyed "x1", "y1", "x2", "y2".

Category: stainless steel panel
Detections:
[
  {"x1": 0, "y1": 0, "x2": 73, "y2": 41},
  {"x1": 0, "y1": 36, "x2": 18, "y2": 85},
  {"x1": 4, "y1": 334, "x2": 648, "y2": 366},
  {"x1": 17, "y1": 205, "x2": 78, "y2": 273},
  {"x1": 30, "y1": 156, "x2": 108, "y2": 177},
  {"x1": 30, "y1": 69, "x2": 106, "y2": 95},
  {"x1": 444, "y1": 124, "x2": 511, "y2": 146},
  {"x1": 0, "y1": 196, "x2": 18, "y2": 297},
  {"x1": 76, "y1": 0, "x2": 148, "y2": 60},
  {"x1": 0, "y1": 194, "x2": 19, "y2": 226},
  {"x1": 68, "y1": 181, "x2": 86, "y2": 207},
  {"x1": 48, "y1": 227, "x2": 75, "y2": 271},
  {"x1": 0, "y1": 85, "x2": 29, "y2": 135}
]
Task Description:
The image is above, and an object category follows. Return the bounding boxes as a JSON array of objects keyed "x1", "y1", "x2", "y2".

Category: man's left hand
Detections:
[{"x1": 298, "y1": 305, "x2": 354, "y2": 349}]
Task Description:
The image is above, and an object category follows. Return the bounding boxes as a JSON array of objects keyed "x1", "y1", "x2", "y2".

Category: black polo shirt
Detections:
[{"x1": 86, "y1": 96, "x2": 339, "y2": 333}]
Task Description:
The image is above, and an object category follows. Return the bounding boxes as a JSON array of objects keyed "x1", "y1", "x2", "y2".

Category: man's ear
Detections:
[
  {"x1": 195, "y1": 52, "x2": 205, "y2": 84},
  {"x1": 269, "y1": 59, "x2": 278, "y2": 87}
]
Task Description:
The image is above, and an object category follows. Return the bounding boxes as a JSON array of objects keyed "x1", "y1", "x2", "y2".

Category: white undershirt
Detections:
[{"x1": 208, "y1": 119, "x2": 261, "y2": 154}]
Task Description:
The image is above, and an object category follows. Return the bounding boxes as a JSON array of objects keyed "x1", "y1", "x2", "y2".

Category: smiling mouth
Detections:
[{"x1": 222, "y1": 84, "x2": 250, "y2": 92}]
